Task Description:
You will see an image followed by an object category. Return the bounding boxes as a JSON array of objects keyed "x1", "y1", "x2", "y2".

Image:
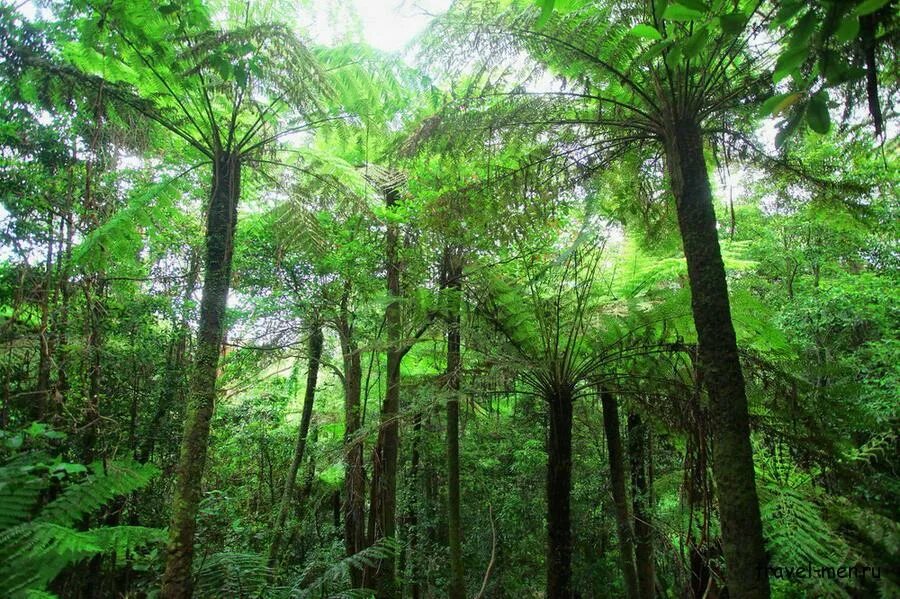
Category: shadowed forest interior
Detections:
[{"x1": 0, "y1": 0, "x2": 897, "y2": 597}]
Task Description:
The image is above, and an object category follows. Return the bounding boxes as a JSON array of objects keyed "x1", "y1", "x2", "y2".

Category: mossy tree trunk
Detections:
[
  {"x1": 664, "y1": 118, "x2": 769, "y2": 599},
  {"x1": 161, "y1": 152, "x2": 240, "y2": 599},
  {"x1": 365, "y1": 187, "x2": 403, "y2": 597}
]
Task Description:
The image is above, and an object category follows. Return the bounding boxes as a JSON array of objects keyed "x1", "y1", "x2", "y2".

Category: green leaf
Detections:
[
  {"x1": 675, "y1": 0, "x2": 708, "y2": 11},
  {"x1": 792, "y1": 12, "x2": 817, "y2": 44},
  {"x1": 775, "y1": 110, "x2": 803, "y2": 148},
  {"x1": 774, "y1": 1, "x2": 804, "y2": 26},
  {"x1": 853, "y1": 0, "x2": 889, "y2": 16},
  {"x1": 834, "y1": 17, "x2": 860, "y2": 42},
  {"x1": 51, "y1": 463, "x2": 88, "y2": 475},
  {"x1": 662, "y1": 4, "x2": 704, "y2": 21},
  {"x1": 643, "y1": 39, "x2": 674, "y2": 61},
  {"x1": 761, "y1": 92, "x2": 803, "y2": 117},
  {"x1": 806, "y1": 92, "x2": 831, "y2": 134},
  {"x1": 774, "y1": 44, "x2": 809, "y2": 83},
  {"x1": 665, "y1": 44, "x2": 683, "y2": 68},
  {"x1": 535, "y1": 0, "x2": 555, "y2": 28},
  {"x1": 720, "y1": 12, "x2": 748, "y2": 35},
  {"x1": 629, "y1": 24, "x2": 663, "y2": 40},
  {"x1": 683, "y1": 27, "x2": 709, "y2": 58}
]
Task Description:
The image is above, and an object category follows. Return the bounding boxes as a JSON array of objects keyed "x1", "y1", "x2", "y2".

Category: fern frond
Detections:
[
  {"x1": 37, "y1": 459, "x2": 158, "y2": 528},
  {"x1": 192, "y1": 551, "x2": 272, "y2": 599}
]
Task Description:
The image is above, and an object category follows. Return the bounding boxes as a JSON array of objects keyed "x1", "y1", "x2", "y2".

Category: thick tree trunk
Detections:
[
  {"x1": 161, "y1": 153, "x2": 240, "y2": 599},
  {"x1": 628, "y1": 412, "x2": 655, "y2": 599},
  {"x1": 546, "y1": 385, "x2": 574, "y2": 598},
  {"x1": 269, "y1": 323, "x2": 323, "y2": 569},
  {"x1": 365, "y1": 188, "x2": 403, "y2": 597},
  {"x1": 444, "y1": 248, "x2": 466, "y2": 599},
  {"x1": 601, "y1": 388, "x2": 639, "y2": 599},
  {"x1": 338, "y1": 301, "x2": 366, "y2": 587},
  {"x1": 665, "y1": 118, "x2": 769, "y2": 599}
]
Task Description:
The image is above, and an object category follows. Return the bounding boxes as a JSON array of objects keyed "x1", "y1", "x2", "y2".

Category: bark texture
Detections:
[
  {"x1": 365, "y1": 187, "x2": 402, "y2": 597},
  {"x1": 444, "y1": 248, "x2": 465, "y2": 599},
  {"x1": 338, "y1": 293, "x2": 366, "y2": 587},
  {"x1": 546, "y1": 385, "x2": 574, "y2": 598},
  {"x1": 628, "y1": 412, "x2": 655, "y2": 599},
  {"x1": 665, "y1": 119, "x2": 769, "y2": 599},
  {"x1": 601, "y1": 388, "x2": 639, "y2": 599},
  {"x1": 161, "y1": 153, "x2": 240, "y2": 599}
]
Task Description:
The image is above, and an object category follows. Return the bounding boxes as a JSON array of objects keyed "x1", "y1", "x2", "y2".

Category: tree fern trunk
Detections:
[
  {"x1": 665, "y1": 118, "x2": 769, "y2": 599},
  {"x1": 600, "y1": 387, "x2": 639, "y2": 599},
  {"x1": 546, "y1": 385, "x2": 574, "y2": 598},
  {"x1": 269, "y1": 322, "x2": 323, "y2": 570},
  {"x1": 161, "y1": 153, "x2": 240, "y2": 599}
]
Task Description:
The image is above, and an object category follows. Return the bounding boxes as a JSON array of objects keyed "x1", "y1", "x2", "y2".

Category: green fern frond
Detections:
[
  {"x1": 192, "y1": 551, "x2": 272, "y2": 599},
  {"x1": 38, "y1": 459, "x2": 158, "y2": 527},
  {"x1": 289, "y1": 537, "x2": 399, "y2": 598}
]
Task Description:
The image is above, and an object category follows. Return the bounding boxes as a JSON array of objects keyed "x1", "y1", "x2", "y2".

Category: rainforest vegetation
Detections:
[{"x1": 0, "y1": 0, "x2": 897, "y2": 597}]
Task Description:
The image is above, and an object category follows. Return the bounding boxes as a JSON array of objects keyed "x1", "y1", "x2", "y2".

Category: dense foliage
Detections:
[{"x1": 0, "y1": 0, "x2": 896, "y2": 597}]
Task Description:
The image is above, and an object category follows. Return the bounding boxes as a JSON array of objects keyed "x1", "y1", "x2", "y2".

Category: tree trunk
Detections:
[
  {"x1": 665, "y1": 118, "x2": 769, "y2": 599},
  {"x1": 338, "y1": 298, "x2": 366, "y2": 587},
  {"x1": 600, "y1": 388, "x2": 639, "y2": 599},
  {"x1": 269, "y1": 323, "x2": 323, "y2": 570},
  {"x1": 161, "y1": 153, "x2": 240, "y2": 599},
  {"x1": 546, "y1": 385, "x2": 574, "y2": 598},
  {"x1": 80, "y1": 276, "x2": 105, "y2": 463},
  {"x1": 34, "y1": 218, "x2": 54, "y2": 422},
  {"x1": 628, "y1": 412, "x2": 655, "y2": 599},
  {"x1": 365, "y1": 188, "x2": 402, "y2": 597},
  {"x1": 444, "y1": 248, "x2": 466, "y2": 599}
]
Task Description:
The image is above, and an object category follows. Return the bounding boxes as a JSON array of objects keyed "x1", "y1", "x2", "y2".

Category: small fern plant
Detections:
[{"x1": 0, "y1": 424, "x2": 164, "y2": 598}]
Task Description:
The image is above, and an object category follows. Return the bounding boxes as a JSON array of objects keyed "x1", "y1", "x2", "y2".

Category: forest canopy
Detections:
[{"x1": 0, "y1": 0, "x2": 897, "y2": 598}]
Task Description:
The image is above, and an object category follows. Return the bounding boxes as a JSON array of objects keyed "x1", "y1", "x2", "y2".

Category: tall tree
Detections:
[
  {"x1": 426, "y1": 2, "x2": 788, "y2": 593},
  {"x1": 62, "y1": 2, "x2": 332, "y2": 594}
]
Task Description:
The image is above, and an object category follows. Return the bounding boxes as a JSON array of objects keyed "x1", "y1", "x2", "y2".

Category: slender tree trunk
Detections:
[
  {"x1": 338, "y1": 302, "x2": 366, "y2": 587},
  {"x1": 443, "y1": 247, "x2": 466, "y2": 599},
  {"x1": 34, "y1": 218, "x2": 54, "y2": 422},
  {"x1": 628, "y1": 412, "x2": 655, "y2": 599},
  {"x1": 161, "y1": 153, "x2": 240, "y2": 599},
  {"x1": 546, "y1": 385, "x2": 574, "y2": 598},
  {"x1": 80, "y1": 276, "x2": 105, "y2": 463},
  {"x1": 405, "y1": 414, "x2": 422, "y2": 599},
  {"x1": 601, "y1": 388, "x2": 639, "y2": 599},
  {"x1": 665, "y1": 118, "x2": 769, "y2": 599},
  {"x1": 53, "y1": 197, "x2": 74, "y2": 415},
  {"x1": 269, "y1": 323, "x2": 323, "y2": 570},
  {"x1": 365, "y1": 188, "x2": 402, "y2": 597}
]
